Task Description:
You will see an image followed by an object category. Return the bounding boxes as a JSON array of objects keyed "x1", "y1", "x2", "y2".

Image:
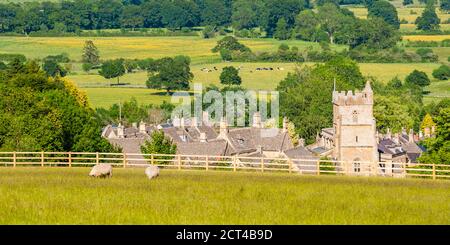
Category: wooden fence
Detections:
[{"x1": 0, "y1": 151, "x2": 448, "y2": 180}]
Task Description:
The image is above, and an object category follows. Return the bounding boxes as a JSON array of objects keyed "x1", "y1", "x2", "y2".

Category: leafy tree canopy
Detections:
[{"x1": 220, "y1": 66, "x2": 242, "y2": 86}]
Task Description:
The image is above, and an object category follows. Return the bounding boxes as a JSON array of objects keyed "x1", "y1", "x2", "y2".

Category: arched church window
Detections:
[{"x1": 352, "y1": 110, "x2": 358, "y2": 123}]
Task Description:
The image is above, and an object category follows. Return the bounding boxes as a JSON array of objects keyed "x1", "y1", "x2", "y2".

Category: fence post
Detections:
[
  {"x1": 123, "y1": 153, "x2": 127, "y2": 168},
  {"x1": 261, "y1": 157, "x2": 264, "y2": 173},
  {"x1": 177, "y1": 155, "x2": 181, "y2": 170},
  {"x1": 288, "y1": 160, "x2": 292, "y2": 174},
  {"x1": 41, "y1": 151, "x2": 44, "y2": 167},
  {"x1": 402, "y1": 162, "x2": 407, "y2": 178},
  {"x1": 316, "y1": 159, "x2": 320, "y2": 176},
  {"x1": 206, "y1": 155, "x2": 209, "y2": 171},
  {"x1": 233, "y1": 156, "x2": 237, "y2": 172},
  {"x1": 432, "y1": 163, "x2": 436, "y2": 180},
  {"x1": 68, "y1": 152, "x2": 72, "y2": 168},
  {"x1": 96, "y1": 152, "x2": 99, "y2": 165},
  {"x1": 13, "y1": 152, "x2": 16, "y2": 167},
  {"x1": 150, "y1": 154, "x2": 154, "y2": 165}
]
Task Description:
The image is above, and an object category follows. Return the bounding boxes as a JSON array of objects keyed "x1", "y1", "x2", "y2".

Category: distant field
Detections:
[
  {"x1": 424, "y1": 79, "x2": 450, "y2": 104},
  {"x1": 0, "y1": 168, "x2": 448, "y2": 224},
  {"x1": 403, "y1": 35, "x2": 450, "y2": 42},
  {"x1": 346, "y1": 6, "x2": 450, "y2": 32},
  {"x1": 0, "y1": 36, "x2": 447, "y2": 108},
  {"x1": 0, "y1": 36, "x2": 344, "y2": 65},
  {"x1": 72, "y1": 62, "x2": 444, "y2": 108}
]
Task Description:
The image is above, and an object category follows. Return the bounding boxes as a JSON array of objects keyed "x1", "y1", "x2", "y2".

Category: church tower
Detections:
[{"x1": 332, "y1": 81, "x2": 378, "y2": 173}]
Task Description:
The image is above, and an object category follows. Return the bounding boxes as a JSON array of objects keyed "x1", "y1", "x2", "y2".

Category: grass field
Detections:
[
  {"x1": 0, "y1": 168, "x2": 449, "y2": 224},
  {"x1": 346, "y1": 6, "x2": 450, "y2": 32},
  {"x1": 0, "y1": 36, "x2": 345, "y2": 64},
  {"x1": 0, "y1": 36, "x2": 448, "y2": 107},
  {"x1": 75, "y1": 62, "x2": 443, "y2": 108}
]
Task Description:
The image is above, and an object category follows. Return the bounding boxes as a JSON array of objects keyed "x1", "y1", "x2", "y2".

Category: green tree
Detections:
[
  {"x1": 440, "y1": 0, "x2": 450, "y2": 12},
  {"x1": 99, "y1": 59, "x2": 125, "y2": 85},
  {"x1": 120, "y1": 4, "x2": 144, "y2": 30},
  {"x1": 405, "y1": 70, "x2": 431, "y2": 87},
  {"x1": 368, "y1": 0, "x2": 400, "y2": 29},
  {"x1": 220, "y1": 66, "x2": 242, "y2": 86},
  {"x1": 277, "y1": 56, "x2": 365, "y2": 143},
  {"x1": 403, "y1": 0, "x2": 413, "y2": 6},
  {"x1": 146, "y1": 56, "x2": 193, "y2": 94},
  {"x1": 293, "y1": 10, "x2": 320, "y2": 42},
  {"x1": 415, "y1": 5, "x2": 440, "y2": 31},
  {"x1": 274, "y1": 18, "x2": 290, "y2": 40},
  {"x1": 82, "y1": 63, "x2": 93, "y2": 73},
  {"x1": 82, "y1": 40, "x2": 100, "y2": 65},
  {"x1": 141, "y1": 130, "x2": 177, "y2": 164},
  {"x1": 0, "y1": 63, "x2": 117, "y2": 152},
  {"x1": 418, "y1": 108, "x2": 450, "y2": 165},
  {"x1": 262, "y1": 0, "x2": 308, "y2": 37},
  {"x1": 202, "y1": 25, "x2": 216, "y2": 39},
  {"x1": 42, "y1": 59, "x2": 67, "y2": 78},
  {"x1": 432, "y1": 64, "x2": 450, "y2": 80},
  {"x1": 421, "y1": 113, "x2": 436, "y2": 130},
  {"x1": 211, "y1": 36, "x2": 251, "y2": 53},
  {"x1": 373, "y1": 95, "x2": 415, "y2": 132},
  {"x1": 231, "y1": 0, "x2": 263, "y2": 30}
]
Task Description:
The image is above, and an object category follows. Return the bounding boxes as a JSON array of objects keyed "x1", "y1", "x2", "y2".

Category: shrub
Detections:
[
  {"x1": 432, "y1": 65, "x2": 450, "y2": 80},
  {"x1": 0, "y1": 53, "x2": 26, "y2": 63},
  {"x1": 415, "y1": 48, "x2": 439, "y2": 62},
  {"x1": 405, "y1": 70, "x2": 431, "y2": 87}
]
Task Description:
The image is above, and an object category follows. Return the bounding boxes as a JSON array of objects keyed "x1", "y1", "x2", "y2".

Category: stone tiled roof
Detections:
[
  {"x1": 176, "y1": 139, "x2": 228, "y2": 156},
  {"x1": 197, "y1": 125, "x2": 218, "y2": 139},
  {"x1": 225, "y1": 128, "x2": 293, "y2": 154},
  {"x1": 108, "y1": 137, "x2": 149, "y2": 164},
  {"x1": 284, "y1": 146, "x2": 317, "y2": 160},
  {"x1": 378, "y1": 139, "x2": 405, "y2": 156},
  {"x1": 402, "y1": 142, "x2": 424, "y2": 154}
]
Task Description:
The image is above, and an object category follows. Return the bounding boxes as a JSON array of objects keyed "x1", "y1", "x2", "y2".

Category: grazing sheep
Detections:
[
  {"x1": 89, "y1": 163, "x2": 113, "y2": 178},
  {"x1": 145, "y1": 165, "x2": 160, "y2": 180}
]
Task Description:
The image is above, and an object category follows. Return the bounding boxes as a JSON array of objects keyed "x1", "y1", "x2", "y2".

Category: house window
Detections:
[
  {"x1": 352, "y1": 110, "x2": 358, "y2": 123},
  {"x1": 356, "y1": 136, "x2": 358, "y2": 142}
]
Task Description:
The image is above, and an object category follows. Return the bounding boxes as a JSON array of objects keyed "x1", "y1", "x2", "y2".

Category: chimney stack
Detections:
[
  {"x1": 393, "y1": 133, "x2": 399, "y2": 144},
  {"x1": 191, "y1": 117, "x2": 198, "y2": 127},
  {"x1": 202, "y1": 111, "x2": 209, "y2": 126},
  {"x1": 252, "y1": 112, "x2": 261, "y2": 128},
  {"x1": 199, "y1": 132, "x2": 207, "y2": 143},
  {"x1": 386, "y1": 128, "x2": 392, "y2": 139},
  {"x1": 409, "y1": 129, "x2": 414, "y2": 143},
  {"x1": 117, "y1": 123, "x2": 124, "y2": 138},
  {"x1": 139, "y1": 121, "x2": 146, "y2": 134},
  {"x1": 219, "y1": 117, "x2": 228, "y2": 137},
  {"x1": 173, "y1": 116, "x2": 181, "y2": 127},
  {"x1": 298, "y1": 138, "x2": 305, "y2": 147}
]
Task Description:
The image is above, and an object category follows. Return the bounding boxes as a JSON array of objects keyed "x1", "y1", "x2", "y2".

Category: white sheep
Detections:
[
  {"x1": 89, "y1": 163, "x2": 113, "y2": 178},
  {"x1": 145, "y1": 165, "x2": 160, "y2": 180}
]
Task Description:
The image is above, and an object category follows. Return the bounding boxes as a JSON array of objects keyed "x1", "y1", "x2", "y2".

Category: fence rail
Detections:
[{"x1": 0, "y1": 151, "x2": 448, "y2": 180}]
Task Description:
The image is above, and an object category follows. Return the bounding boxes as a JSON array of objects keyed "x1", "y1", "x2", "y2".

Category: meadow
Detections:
[
  {"x1": 0, "y1": 36, "x2": 344, "y2": 64},
  {"x1": 0, "y1": 167, "x2": 448, "y2": 224},
  {"x1": 346, "y1": 6, "x2": 450, "y2": 32},
  {"x1": 1, "y1": 35, "x2": 448, "y2": 108},
  {"x1": 77, "y1": 62, "x2": 443, "y2": 108}
]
